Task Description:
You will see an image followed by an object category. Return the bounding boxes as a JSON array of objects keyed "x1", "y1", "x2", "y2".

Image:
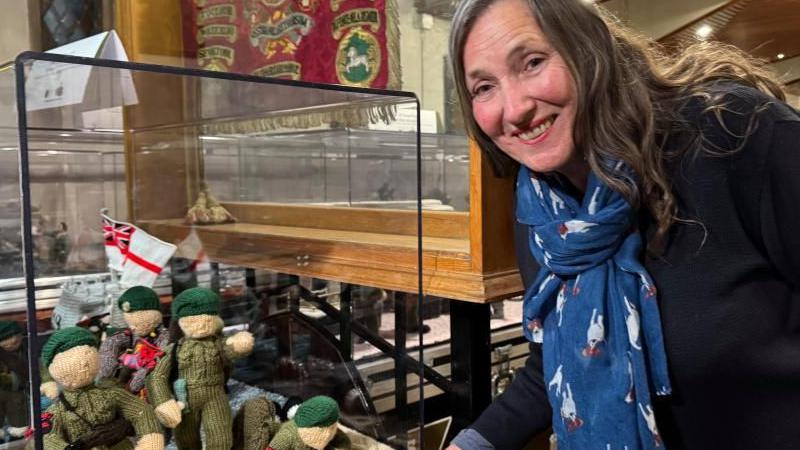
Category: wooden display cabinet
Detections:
[{"x1": 117, "y1": 1, "x2": 521, "y2": 305}]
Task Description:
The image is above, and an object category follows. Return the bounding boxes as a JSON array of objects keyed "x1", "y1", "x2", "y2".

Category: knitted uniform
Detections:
[
  {"x1": 232, "y1": 397, "x2": 281, "y2": 450},
  {"x1": 44, "y1": 385, "x2": 161, "y2": 449},
  {"x1": 268, "y1": 421, "x2": 351, "y2": 450},
  {"x1": 0, "y1": 344, "x2": 29, "y2": 427},
  {"x1": 99, "y1": 327, "x2": 169, "y2": 393},
  {"x1": 147, "y1": 336, "x2": 237, "y2": 450}
]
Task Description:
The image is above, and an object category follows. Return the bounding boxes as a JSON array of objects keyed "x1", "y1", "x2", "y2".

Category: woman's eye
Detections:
[
  {"x1": 472, "y1": 84, "x2": 493, "y2": 98},
  {"x1": 525, "y1": 57, "x2": 544, "y2": 70}
]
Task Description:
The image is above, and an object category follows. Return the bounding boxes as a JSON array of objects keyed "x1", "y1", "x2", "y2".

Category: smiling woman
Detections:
[
  {"x1": 462, "y1": 0, "x2": 585, "y2": 191},
  {"x1": 447, "y1": 0, "x2": 800, "y2": 449}
]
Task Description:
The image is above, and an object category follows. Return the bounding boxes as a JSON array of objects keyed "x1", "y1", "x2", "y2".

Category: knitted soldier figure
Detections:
[
  {"x1": 147, "y1": 287, "x2": 254, "y2": 450},
  {"x1": 0, "y1": 321, "x2": 29, "y2": 439},
  {"x1": 99, "y1": 286, "x2": 169, "y2": 396},
  {"x1": 40, "y1": 327, "x2": 164, "y2": 450},
  {"x1": 268, "y1": 396, "x2": 351, "y2": 450},
  {"x1": 232, "y1": 397, "x2": 281, "y2": 450}
]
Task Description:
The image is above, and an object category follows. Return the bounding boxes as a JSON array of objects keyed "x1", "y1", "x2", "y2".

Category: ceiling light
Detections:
[
  {"x1": 777, "y1": 53, "x2": 785, "y2": 60},
  {"x1": 695, "y1": 24, "x2": 713, "y2": 39}
]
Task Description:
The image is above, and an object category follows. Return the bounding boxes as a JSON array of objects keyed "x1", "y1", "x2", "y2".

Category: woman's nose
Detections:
[{"x1": 502, "y1": 82, "x2": 536, "y2": 128}]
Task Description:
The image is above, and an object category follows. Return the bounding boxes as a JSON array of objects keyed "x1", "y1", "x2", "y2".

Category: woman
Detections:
[{"x1": 447, "y1": 0, "x2": 800, "y2": 449}]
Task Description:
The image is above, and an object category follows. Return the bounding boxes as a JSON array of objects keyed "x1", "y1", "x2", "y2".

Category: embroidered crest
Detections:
[{"x1": 336, "y1": 28, "x2": 380, "y2": 87}]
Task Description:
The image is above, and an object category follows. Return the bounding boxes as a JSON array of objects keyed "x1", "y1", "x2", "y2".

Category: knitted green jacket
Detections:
[
  {"x1": 268, "y1": 421, "x2": 351, "y2": 450},
  {"x1": 44, "y1": 384, "x2": 161, "y2": 448},
  {"x1": 147, "y1": 335, "x2": 236, "y2": 407}
]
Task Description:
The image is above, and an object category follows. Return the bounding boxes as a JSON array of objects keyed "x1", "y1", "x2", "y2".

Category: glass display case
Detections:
[
  {"x1": 0, "y1": 50, "x2": 531, "y2": 450},
  {"x1": 6, "y1": 52, "x2": 434, "y2": 449}
]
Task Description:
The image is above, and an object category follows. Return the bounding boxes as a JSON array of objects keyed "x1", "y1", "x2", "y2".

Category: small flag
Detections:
[
  {"x1": 101, "y1": 210, "x2": 135, "y2": 271},
  {"x1": 120, "y1": 226, "x2": 177, "y2": 288}
]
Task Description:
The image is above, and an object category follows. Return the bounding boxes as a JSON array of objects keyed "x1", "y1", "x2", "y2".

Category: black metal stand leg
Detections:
[
  {"x1": 340, "y1": 283, "x2": 353, "y2": 361},
  {"x1": 449, "y1": 300, "x2": 492, "y2": 437},
  {"x1": 210, "y1": 262, "x2": 220, "y2": 293},
  {"x1": 394, "y1": 292, "x2": 408, "y2": 420},
  {"x1": 245, "y1": 268, "x2": 256, "y2": 290}
]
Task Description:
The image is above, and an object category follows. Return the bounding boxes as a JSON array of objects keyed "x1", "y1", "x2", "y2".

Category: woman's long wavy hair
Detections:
[{"x1": 449, "y1": 0, "x2": 785, "y2": 245}]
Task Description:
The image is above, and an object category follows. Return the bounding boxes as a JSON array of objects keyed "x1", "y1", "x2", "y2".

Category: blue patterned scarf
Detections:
[{"x1": 516, "y1": 165, "x2": 671, "y2": 450}]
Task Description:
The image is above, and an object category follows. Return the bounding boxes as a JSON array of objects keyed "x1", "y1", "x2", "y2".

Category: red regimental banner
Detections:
[{"x1": 181, "y1": 0, "x2": 399, "y2": 89}]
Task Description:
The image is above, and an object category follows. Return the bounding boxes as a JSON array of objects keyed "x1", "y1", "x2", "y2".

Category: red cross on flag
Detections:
[
  {"x1": 101, "y1": 210, "x2": 135, "y2": 271},
  {"x1": 120, "y1": 227, "x2": 177, "y2": 288}
]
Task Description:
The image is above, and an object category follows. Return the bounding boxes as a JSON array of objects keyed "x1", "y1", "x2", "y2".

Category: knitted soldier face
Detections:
[
  {"x1": 297, "y1": 422, "x2": 339, "y2": 450},
  {"x1": 124, "y1": 310, "x2": 163, "y2": 335},
  {"x1": 118, "y1": 286, "x2": 163, "y2": 335},
  {"x1": 0, "y1": 334, "x2": 22, "y2": 352},
  {"x1": 49, "y1": 345, "x2": 100, "y2": 390},
  {"x1": 178, "y1": 314, "x2": 223, "y2": 339},
  {"x1": 172, "y1": 287, "x2": 224, "y2": 339}
]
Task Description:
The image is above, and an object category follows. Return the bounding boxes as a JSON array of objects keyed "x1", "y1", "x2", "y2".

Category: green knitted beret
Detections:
[
  {"x1": 0, "y1": 321, "x2": 22, "y2": 341},
  {"x1": 118, "y1": 286, "x2": 161, "y2": 312},
  {"x1": 171, "y1": 287, "x2": 220, "y2": 318},
  {"x1": 41, "y1": 327, "x2": 98, "y2": 368},
  {"x1": 295, "y1": 396, "x2": 339, "y2": 428}
]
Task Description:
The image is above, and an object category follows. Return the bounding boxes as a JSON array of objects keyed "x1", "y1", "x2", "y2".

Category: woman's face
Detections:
[{"x1": 463, "y1": 0, "x2": 584, "y2": 181}]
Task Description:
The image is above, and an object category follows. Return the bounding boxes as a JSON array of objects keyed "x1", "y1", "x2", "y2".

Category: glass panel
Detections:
[
  {"x1": 14, "y1": 54, "x2": 422, "y2": 449},
  {"x1": 0, "y1": 63, "x2": 34, "y2": 448}
]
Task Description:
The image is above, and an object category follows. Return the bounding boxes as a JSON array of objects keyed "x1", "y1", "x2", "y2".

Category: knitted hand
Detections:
[
  {"x1": 155, "y1": 399, "x2": 183, "y2": 428},
  {"x1": 134, "y1": 432, "x2": 165, "y2": 450},
  {"x1": 225, "y1": 331, "x2": 254, "y2": 356},
  {"x1": 41, "y1": 380, "x2": 60, "y2": 399}
]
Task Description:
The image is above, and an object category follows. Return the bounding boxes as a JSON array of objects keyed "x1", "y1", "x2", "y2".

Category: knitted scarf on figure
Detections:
[{"x1": 516, "y1": 165, "x2": 672, "y2": 450}]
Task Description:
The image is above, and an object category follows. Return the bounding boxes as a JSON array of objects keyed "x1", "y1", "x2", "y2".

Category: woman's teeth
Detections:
[{"x1": 519, "y1": 117, "x2": 554, "y2": 141}]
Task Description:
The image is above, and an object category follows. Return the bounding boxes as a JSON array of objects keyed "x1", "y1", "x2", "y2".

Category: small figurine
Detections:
[
  {"x1": 0, "y1": 321, "x2": 29, "y2": 440},
  {"x1": 185, "y1": 184, "x2": 236, "y2": 225},
  {"x1": 40, "y1": 327, "x2": 164, "y2": 449},
  {"x1": 147, "y1": 287, "x2": 254, "y2": 449},
  {"x1": 268, "y1": 396, "x2": 351, "y2": 450},
  {"x1": 99, "y1": 286, "x2": 169, "y2": 396}
]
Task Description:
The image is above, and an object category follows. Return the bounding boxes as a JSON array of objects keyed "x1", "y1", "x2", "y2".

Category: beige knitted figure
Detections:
[
  {"x1": 41, "y1": 327, "x2": 164, "y2": 450},
  {"x1": 99, "y1": 286, "x2": 169, "y2": 395},
  {"x1": 147, "y1": 288, "x2": 253, "y2": 450},
  {"x1": 185, "y1": 184, "x2": 235, "y2": 225}
]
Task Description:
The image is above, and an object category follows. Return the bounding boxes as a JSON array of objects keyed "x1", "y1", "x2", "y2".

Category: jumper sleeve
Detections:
[
  {"x1": 760, "y1": 119, "x2": 800, "y2": 287},
  {"x1": 146, "y1": 343, "x2": 175, "y2": 407},
  {"x1": 470, "y1": 344, "x2": 552, "y2": 450},
  {"x1": 110, "y1": 387, "x2": 162, "y2": 437},
  {"x1": 451, "y1": 428, "x2": 495, "y2": 450}
]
